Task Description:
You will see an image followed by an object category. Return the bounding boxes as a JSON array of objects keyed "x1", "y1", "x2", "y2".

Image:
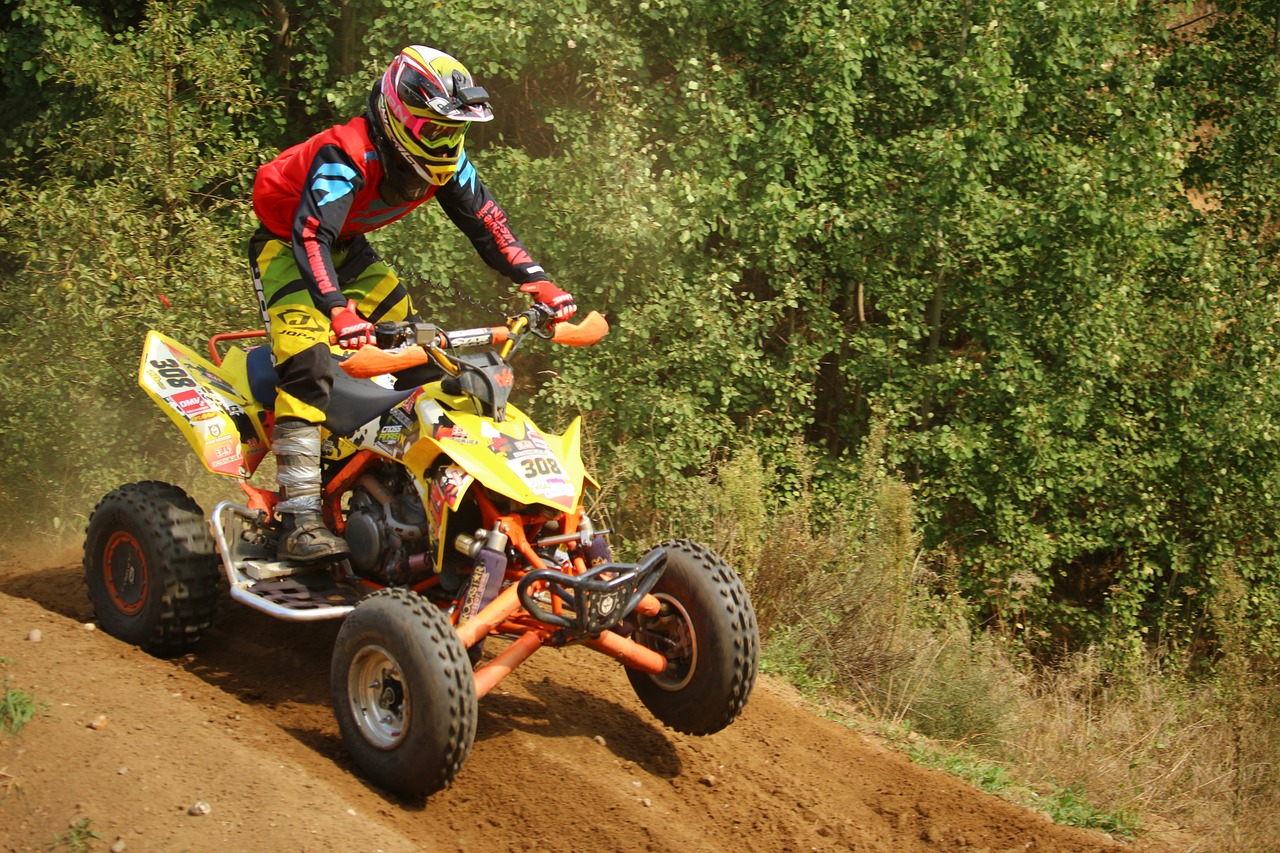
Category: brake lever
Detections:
[{"x1": 527, "y1": 304, "x2": 556, "y2": 339}]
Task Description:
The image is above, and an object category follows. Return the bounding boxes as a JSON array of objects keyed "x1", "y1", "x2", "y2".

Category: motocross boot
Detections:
[
  {"x1": 272, "y1": 418, "x2": 349, "y2": 562},
  {"x1": 279, "y1": 512, "x2": 349, "y2": 562}
]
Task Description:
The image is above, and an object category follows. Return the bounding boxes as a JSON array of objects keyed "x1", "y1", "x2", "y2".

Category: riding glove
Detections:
[
  {"x1": 330, "y1": 300, "x2": 377, "y2": 349},
  {"x1": 519, "y1": 281, "x2": 577, "y2": 322}
]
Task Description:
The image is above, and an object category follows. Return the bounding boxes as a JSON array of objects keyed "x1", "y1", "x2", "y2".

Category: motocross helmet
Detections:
[{"x1": 374, "y1": 45, "x2": 493, "y2": 186}]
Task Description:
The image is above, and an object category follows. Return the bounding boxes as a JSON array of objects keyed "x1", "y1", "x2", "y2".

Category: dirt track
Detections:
[{"x1": 0, "y1": 552, "x2": 1163, "y2": 853}]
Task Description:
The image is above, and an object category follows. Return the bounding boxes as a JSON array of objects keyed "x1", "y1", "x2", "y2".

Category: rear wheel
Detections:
[
  {"x1": 331, "y1": 588, "x2": 478, "y2": 796},
  {"x1": 626, "y1": 539, "x2": 759, "y2": 735},
  {"x1": 83, "y1": 481, "x2": 221, "y2": 656}
]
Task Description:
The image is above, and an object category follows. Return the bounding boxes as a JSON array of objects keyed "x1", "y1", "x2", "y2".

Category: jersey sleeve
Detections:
[
  {"x1": 433, "y1": 149, "x2": 549, "y2": 285},
  {"x1": 290, "y1": 144, "x2": 367, "y2": 315}
]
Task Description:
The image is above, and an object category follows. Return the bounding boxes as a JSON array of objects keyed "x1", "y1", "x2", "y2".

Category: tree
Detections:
[{"x1": 0, "y1": 0, "x2": 274, "y2": 532}]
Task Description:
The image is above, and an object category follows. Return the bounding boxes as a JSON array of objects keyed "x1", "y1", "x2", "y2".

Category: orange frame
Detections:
[{"x1": 321, "y1": 449, "x2": 667, "y2": 699}]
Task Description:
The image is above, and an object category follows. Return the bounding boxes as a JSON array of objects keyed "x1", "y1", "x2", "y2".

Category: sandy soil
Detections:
[{"x1": 0, "y1": 547, "x2": 1185, "y2": 853}]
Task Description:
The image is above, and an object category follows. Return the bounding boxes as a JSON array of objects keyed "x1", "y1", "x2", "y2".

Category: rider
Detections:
[{"x1": 249, "y1": 45, "x2": 576, "y2": 562}]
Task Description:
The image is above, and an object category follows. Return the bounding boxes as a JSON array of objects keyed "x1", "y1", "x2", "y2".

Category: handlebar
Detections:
[{"x1": 339, "y1": 309, "x2": 609, "y2": 380}]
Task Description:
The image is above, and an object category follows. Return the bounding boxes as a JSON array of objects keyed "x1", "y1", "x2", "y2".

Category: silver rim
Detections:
[
  {"x1": 347, "y1": 644, "x2": 409, "y2": 749},
  {"x1": 643, "y1": 593, "x2": 698, "y2": 692}
]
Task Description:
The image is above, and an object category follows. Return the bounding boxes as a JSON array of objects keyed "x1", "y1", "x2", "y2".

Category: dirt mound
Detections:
[{"x1": 1, "y1": 555, "x2": 1163, "y2": 853}]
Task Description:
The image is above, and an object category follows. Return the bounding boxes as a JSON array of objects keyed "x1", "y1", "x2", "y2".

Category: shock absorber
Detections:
[
  {"x1": 455, "y1": 525, "x2": 509, "y2": 624},
  {"x1": 577, "y1": 514, "x2": 613, "y2": 568}
]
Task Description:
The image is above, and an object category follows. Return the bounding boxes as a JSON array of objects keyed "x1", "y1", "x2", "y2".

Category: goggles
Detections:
[
  {"x1": 385, "y1": 90, "x2": 468, "y2": 149},
  {"x1": 415, "y1": 117, "x2": 467, "y2": 143}
]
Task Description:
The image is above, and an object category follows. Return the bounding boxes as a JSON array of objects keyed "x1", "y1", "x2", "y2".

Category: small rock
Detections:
[
  {"x1": 88, "y1": 715, "x2": 108, "y2": 731},
  {"x1": 346, "y1": 808, "x2": 357, "y2": 816},
  {"x1": 592, "y1": 735, "x2": 606, "y2": 747},
  {"x1": 187, "y1": 801, "x2": 211, "y2": 816},
  {"x1": 699, "y1": 774, "x2": 716, "y2": 787},
  {"x1": 641, "y1": 798, "x2": 652, "y2": 808},
  {"x1": 117, "y1": 767, "x2": 128, "y2": 776},
  {"x1": 26, "y1": 629, "x2": 41, "y2": 642},
  {"x1": 110, "y1": 838, "x2": 127, "y2": 853},
  {"x1": 84, "y1": 623, "x2": 97, "y2": 632}
]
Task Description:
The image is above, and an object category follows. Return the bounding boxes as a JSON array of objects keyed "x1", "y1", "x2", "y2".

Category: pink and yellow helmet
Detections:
[{"x1": 376, "y1": 45, "x2": 493, "y2": 186}]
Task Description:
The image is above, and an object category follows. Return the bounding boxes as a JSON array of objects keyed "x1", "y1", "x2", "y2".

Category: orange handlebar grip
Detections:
[{"x1": 339, "y1": 346, "x2": 430, "y2": 379}]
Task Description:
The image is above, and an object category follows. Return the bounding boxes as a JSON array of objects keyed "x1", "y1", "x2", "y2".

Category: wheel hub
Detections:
[
  {"x1": 348, "y1": 645, "x2": 409, "y2": 749},
  {"x1": 636, "y1": 593, "x2": 698, "y2": 692},
  {"x1": 103, "y1": 531, "x2": 148, "y2": 615}
]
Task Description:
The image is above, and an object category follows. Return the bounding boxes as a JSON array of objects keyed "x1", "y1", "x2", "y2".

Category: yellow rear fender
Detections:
[{"x1": 138, "y1": 331, "x2": 271, "y2": 479}]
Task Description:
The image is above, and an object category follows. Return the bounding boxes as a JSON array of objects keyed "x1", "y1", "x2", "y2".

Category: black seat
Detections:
[{"x1": 244, "y1": 345, "x2": 415, "y2": 437}]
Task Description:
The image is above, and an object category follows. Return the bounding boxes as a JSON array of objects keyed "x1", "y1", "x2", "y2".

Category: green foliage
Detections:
[
  {"x1": 0, "y1": 681, "x2": 42, "y2": 737},
  {"x1": 650, "y1": 426, "x2": 924, "y2": 697},
  {"x1": 2, "y1": 0, "x2": 1280, "y2": 661},
  {"x1": 905, "y1": 738, "x2": 1021, "y2": 795},
  {"x1": 758, "y1": 625, "x2": 837, "y2": 696},
  {"x1": 881, "y1": 617, "x2": 1024, "y2": 748},
  {"x1": 519, "y1": 0, "x2": 1280, "y2": 660},
  {"x1": 1037, "y1": 786, "x2": 1140, "y2": 837},
  {"x1": 0, "y1": 0, "x2": 272, "y2": 534}
]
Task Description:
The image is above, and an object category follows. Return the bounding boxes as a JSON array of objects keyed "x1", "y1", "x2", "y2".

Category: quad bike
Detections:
[{"x1": 83, "y1": 302, "x2": 759, "y2": 796}]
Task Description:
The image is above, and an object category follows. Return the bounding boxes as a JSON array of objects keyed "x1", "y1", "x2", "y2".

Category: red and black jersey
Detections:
[{"x1": 252, "y1": 114, "x2": 547, "y2": 314}]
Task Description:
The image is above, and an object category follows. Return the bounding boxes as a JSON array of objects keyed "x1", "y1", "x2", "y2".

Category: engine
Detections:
[{"x1": 343, "y1": 467, "x2": 433, "y2": 585}]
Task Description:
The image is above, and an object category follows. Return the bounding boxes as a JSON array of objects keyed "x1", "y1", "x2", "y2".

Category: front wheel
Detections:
[
  {"x1": 331, "y1": 588, "x2": 478, "y2": 797},
  {"x1": 83, "y1": 481, "x2": 221, "y2": 656},
  {"x1": 626, "y1": 539, "x2": 759, "y2": 735}
]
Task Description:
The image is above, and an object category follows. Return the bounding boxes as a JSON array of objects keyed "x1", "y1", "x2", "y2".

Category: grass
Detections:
[
  {"x1": 49, "y1": 818, "x2": 100, "y2": 852},
  {"x1": 0, "y1": 681, "x2": 42, "y2": 737},
  {"x1": 906, "y1": 739, "x2": 1141, "y2": 838}
]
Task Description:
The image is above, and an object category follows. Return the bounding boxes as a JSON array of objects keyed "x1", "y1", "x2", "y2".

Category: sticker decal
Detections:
[
  {"x1": 162, "y1": 344, "x2": 239, "y2": 397},
  {"x1": 429, "y1": 465, "x2": 473, "y2": 526},
  {"x1": 480, "y1": 422, "x2": 574, "y2": 506},
  {"x1": 170, "y1": 389, "x2": 214, "y2": 419}
]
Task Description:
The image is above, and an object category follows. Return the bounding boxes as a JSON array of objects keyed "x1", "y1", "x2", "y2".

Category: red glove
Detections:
[
  {"x1": 520, "y1": 280, "x2": 577, "y2": 323},
  {"x1": 330, "y1": 300, "x2": 376, "y2": 350}
]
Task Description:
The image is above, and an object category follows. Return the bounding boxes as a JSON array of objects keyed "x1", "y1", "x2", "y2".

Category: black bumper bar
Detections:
[{"x1": 516, "y1": 548, "x2": 667, "y2": 635}]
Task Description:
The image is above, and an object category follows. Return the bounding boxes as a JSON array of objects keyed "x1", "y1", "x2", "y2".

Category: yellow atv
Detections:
[{"x1": 84, "y1": 305, "x2": 759, "y2": 796}]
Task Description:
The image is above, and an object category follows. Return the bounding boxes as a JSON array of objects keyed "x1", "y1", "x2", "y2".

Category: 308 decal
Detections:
[
  {"x1": 148, "y1": 358, "x2": 197, "y2": 388},
  {"x1": 520, "y1": 456, "x2": 562, "y2": 479}
]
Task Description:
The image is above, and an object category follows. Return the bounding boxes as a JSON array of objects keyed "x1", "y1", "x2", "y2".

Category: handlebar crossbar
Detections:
[{"x1": 339, "y1": 310, "x2": 609, "y2": 380}]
